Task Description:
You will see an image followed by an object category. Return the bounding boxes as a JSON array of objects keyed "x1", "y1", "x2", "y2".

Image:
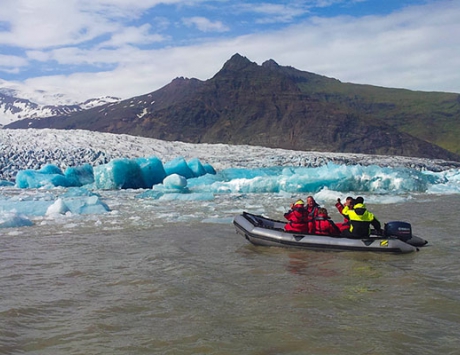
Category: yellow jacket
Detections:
[{"x1": 341, "y1": 203, "x2": 381, "y2": 237}]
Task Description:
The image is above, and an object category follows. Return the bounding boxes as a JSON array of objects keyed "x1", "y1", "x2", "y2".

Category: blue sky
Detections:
[{"x1": 0, "y1": 0, "x2": 459, "y2": 104}]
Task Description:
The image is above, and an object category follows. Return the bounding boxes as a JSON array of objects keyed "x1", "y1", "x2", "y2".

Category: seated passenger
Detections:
[
  {"x1": 314, "y1": 208, "x2": 341, "y2": 236},
  {"x1": 305, "y1": 195, "x2": 320, "y2": 234},
  {"x1": 284, "y1": 199, "x2": 309, "y2": 233},
  {"x1": 340, "y1": 197, "x2": 383, "y2": 239}
]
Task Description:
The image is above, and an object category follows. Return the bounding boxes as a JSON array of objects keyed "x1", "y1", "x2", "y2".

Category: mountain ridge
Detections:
[
  {"x1": 5, "y1": 53, "x2": 460, "y2": 161},
  {"x1": 0, "y1": 91, "x2": 120, "y2": 127}
]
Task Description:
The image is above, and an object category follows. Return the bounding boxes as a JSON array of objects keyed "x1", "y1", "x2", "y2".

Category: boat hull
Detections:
[{"x1": 233, "y1": 212, "x2": 419, "y2": 254}]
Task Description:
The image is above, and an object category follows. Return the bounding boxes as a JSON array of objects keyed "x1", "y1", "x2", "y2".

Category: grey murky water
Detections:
[{"x1": 1, "y1": 193, "x2": 460, "y2": 354}]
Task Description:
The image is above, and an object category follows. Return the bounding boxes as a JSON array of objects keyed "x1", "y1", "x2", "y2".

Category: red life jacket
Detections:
[
  {"x1": 284, "y1": 206, "x2": 309, "y2": 233},
  {"x1": 314, "y1": 214, "x2": 340, "y2": 236},
  {"x1": 305, "y1": 204, "x2": 319, "y2": 234}
]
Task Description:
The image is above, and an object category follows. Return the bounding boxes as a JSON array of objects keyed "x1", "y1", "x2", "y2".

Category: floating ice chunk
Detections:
[
  {"x1": 164, "y1": 157, "x2": 194, "y2": 179},
  {"x1": 0, "y1": 196, "x2": 54, "y2": 216},
  {"x1": 187, "y1": 158, "x2": 207, "y2": 177},
  {"x1": 93, "y1": 157, "x2": 169, "y2": 189},
  {"x1": 135, "y1": 190, "x2": 165, "y2": 199},
  {"x1": 0, "y1": 188, "x2": 110, "y2": 217},
  {"x1": 15, "y1": 169, "x2": 72, "y2": 188},
  {"x1": 0, "y1": 180, "x2": 14, "y2": 187},
  {"x1": 163, "y1": 174, "x2": 187, "y2": 190},
  {"x1": 61, "y1": 188, "x2": 110, "y2": 214},
  {"x1": 15, "y1": 163, "x2": 84, "y2": 189},
  {"x1": 136, "y1": 156, "x2": 167, "y2": 187},
  {"x1": 138, "y1": 174, "x2": 215, "y2": 200},
  {"x1": 136, "y1": 189, "x2": 214, "y2": 201},
  {"x1": 94, "y1": 158, "x2": 144, "y2": 189},
  {"x1": 63, "y1": 195, "x2": 111, "y2": 214},
  {"x1": 61, "y1": 187, "x2": 99, "y2": 197},
  {"x1": 159, "y1": 192, "x2": 215, "y2": 201},
  {"x1": 186, "y1": 174, "x2": 221, "y2": 189},
  {"x1": 46, "y1": 198, "x2": 70, "y2": 215},
  {"x1": 0, "y1": 211, "x2": 33, "y2": 228},
  {"x1": 203, "y1": 163, "x2": 216, "y2": 175},
  {"x1": 64, "y1": 164, "x2": 94, "y2": 186},
  {"x1": 220, "y1": 167, "x2": 283, "y2": 180},
  {"x1": 39, "y1": 164, "x2": 63, "y2": 175},
  {"x1": 12, "y1": 154, "x2": 216, "y2": 191},
  {"x1": 282, "y1": 167, "x2": 295, "y2": 176}
]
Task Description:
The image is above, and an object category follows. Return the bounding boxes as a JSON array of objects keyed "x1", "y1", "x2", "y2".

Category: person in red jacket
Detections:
[
  {"x1": 284, "y1": 199, "x2": 309, "y2": 233},
  {"x1": 314, "y1": 208, "x2": 341, "y2": 236},
  {"x1": 305, "y1": 195, "x2": 320, "y2": 234},
  {"x1": 335, "y1": 196, "x2": 354, "y2": 215}
]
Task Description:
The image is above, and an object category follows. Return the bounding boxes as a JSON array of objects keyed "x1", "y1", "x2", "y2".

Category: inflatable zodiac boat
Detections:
[{"x1": 233, "y1": 212, "x2": 428, "y2": 254}]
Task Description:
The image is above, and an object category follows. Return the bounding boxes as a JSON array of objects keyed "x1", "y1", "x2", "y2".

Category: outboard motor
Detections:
[{"x1": 385, "y1": 221, "x2": 412, "y2": 242}]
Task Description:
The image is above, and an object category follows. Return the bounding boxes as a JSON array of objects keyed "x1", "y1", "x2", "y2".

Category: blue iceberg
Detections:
[
  {"x1": 15, "y1": 164, "x2": 73, "y2": 189},
  {"x1": 13, "y1": 156, "x2": 215, "y2": 190},
  {"x1": 0, "y1": 211, "x2": 34, "y2": 228},
  {"x1": 0, "y1": 187, "x2": 110, "y2": 221}
]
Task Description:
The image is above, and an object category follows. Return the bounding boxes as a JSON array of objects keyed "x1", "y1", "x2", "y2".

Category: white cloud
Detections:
[
  {"x1": 239, "y1": 2, "x2": 310, "y2": 23},
  {"x1": 0, "y1": 0, "x2": 186, "y2": 49},
  {"x1": 1, "y1": 0, "x2": 460, "y2": 104},
  {"x1": 0, "y1": 54, "x2": 29, "y2": 71},
  {"x1": 0, "y1": 1, "x2": 105, "y2": 48},
  {"x1": 182, "y1": 16, "x2": 230, "y2": 32},
  {"x1": 97, "y1": 24, "x2": 166, "y2": 48}
]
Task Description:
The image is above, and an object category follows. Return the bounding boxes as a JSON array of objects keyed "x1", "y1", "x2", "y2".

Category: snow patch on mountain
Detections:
[
  {"x1": 79, "y1": 96, "x2": 122, "y2": 110},
  {"x1": 0, "y1": 91, "x2": 120, "y2": 126}
]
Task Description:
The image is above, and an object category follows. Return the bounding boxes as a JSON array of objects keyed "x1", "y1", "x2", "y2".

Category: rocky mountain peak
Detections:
[
  {"x1": 219, "y1": 53, "x2": 256, "y2": 72},
  {"x1": 261, "y1": 59, "x2": 280, "y2": 69}
]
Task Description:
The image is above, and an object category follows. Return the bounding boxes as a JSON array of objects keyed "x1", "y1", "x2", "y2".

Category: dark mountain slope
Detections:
[{"x1": 7, "y1": 54, "x2": 460, "y2": 161}]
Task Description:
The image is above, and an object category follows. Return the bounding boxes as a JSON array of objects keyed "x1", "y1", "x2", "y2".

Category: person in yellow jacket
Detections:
[{"x1": 340, "y1": 196, "x2": 382, "y2": 238}]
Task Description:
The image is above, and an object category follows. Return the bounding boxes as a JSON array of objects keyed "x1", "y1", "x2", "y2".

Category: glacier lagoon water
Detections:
[{"x1": 1, "y1": 162, "x2": 460, "y2": 354}]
